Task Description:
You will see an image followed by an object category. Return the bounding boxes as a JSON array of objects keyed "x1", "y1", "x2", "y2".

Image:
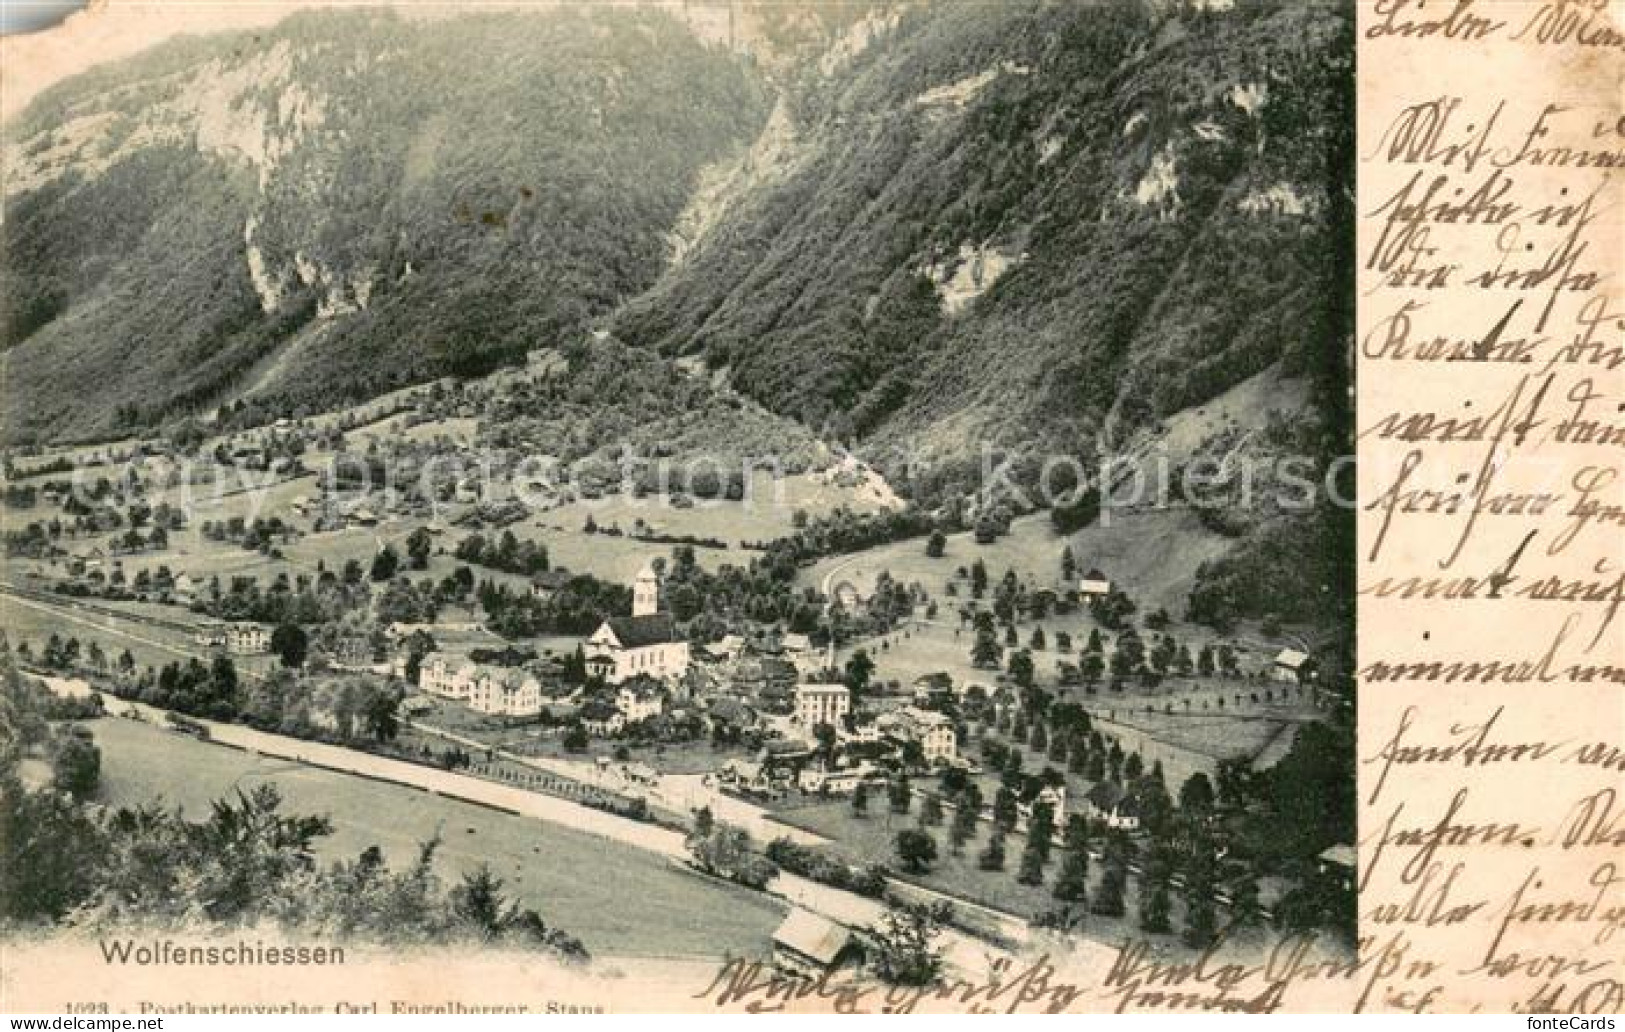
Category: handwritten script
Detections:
[{"x1": 1357, "y1": 0, "x2": 1622, "y2": 1013}]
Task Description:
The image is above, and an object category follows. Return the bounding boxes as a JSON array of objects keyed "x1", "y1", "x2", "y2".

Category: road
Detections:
[
  {"x1": 409, "y1": 719, "x2": 830, "y2": 848},
  {"x1": 51, "y1": 679, "x2": 1032, "y2": 978}
]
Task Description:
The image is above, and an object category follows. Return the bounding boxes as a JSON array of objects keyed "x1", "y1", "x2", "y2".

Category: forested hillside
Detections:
[
  {"x1": 1, "y1": 7, "x2": 771, "y2": 443},
  {"x1": 618, "y1": 0, "x2": 1351, "y2": 494}
]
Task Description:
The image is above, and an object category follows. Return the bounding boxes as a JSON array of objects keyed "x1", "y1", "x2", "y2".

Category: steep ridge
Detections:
[{"x1": 1, "y1": 7, "x2": 772, "y2": 443}]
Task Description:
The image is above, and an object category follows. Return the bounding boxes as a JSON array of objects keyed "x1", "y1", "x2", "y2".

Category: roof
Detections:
[
  {"x1": 1079, "y1": 578, "x2": 1112, "y2": 594},
  {"x1": 763, "y1": 739, "x2": 813, "y2": 756},
  {"x1": 707, "y1": 698, "x2": 754, "y2": 724},
  {"x1": 772, "y1": 909, "x2": 853, "y2": 966},
  {"x1": 796, "y1": 682, "x2": 849, "y2": 699},
  {"x1": 531, "y1": 569, "x2": 571, "y2": 590},
  {"x1": 781, "y1": 633, "x2": 812, "y2": 652},
  {"x1": 1275, "y1": 648, "x2": 1310, "y2": 669},
  {"x1": 1086, "y1": 781, "x2": 1126, "y2": 810},
  {"x1": 603, "y1": 614, "x2": 679, "y2": 648},
  {"x1": 1319, "y1": 844, "x2": 1357, "y2": 868}
]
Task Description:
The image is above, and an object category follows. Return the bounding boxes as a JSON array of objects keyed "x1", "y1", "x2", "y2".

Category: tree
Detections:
[
  {"x1": 370, "y1": 545, "x2": 399, "y2": 582},
  {"x1": 844, "y1": 650, "x2": 875, "y2": 698},
  {"x1": 1229, "y1": 876, "x2": 1264, "y2": 927},
  {"x1": 562, "y1": 725, "x2": 589, "y2": 752},
  {"x1": 1016, "y1": 840, "x2": 1046, "y2": 885},
  {"x1": 1183, "y1": 891, "x2": 1218, "y2": 949},
  {"x1": 919, "y1": 794, "x2": 943, "y2": 827},
  {"x1": 869, "y1": 901, "x2": 950, "y2": 987},
  {"x1": 1140, "y1": 882, "x2": 1173, "y2": 934},
  {"x1": 977, "y1": 829, "x2": 1006, "y2": 871},
  {"x1": 686, "y1": 822, "x2": 776, "y2": 890},
  {"x1": 361, "y1": 686, "x2": 400, "y2": 743},
  {"x1": 971, "y1": 628, "x2": 1001, "y2": 668},
  {"x1": 895, "y1": 829, "x2": 938, "y2": 874},
  {"x1": 53, "y1": 735, "x2": 101, "y2": 800},
  {"x1": 405, "y1": 528, "x2": 433, "y2": 570},
  {"x1": 812, "y1": 722, "x2": 837, "y2": 762},
  {"x1": 925, "y1": 530, "x2": 946, "y2": 558},
  {"x1": 1030, "y1": 627, "x2": 1046, "y2": 651},
  {"x1": 1053, "y1": 848, "x2": 1089, "y2": 903},
  {"x1": 1060, "y1": 545, "x2": 1077, "y2": 583},
  {"x1": 1008, "y1": 650, "x2": 1035, "y2": 689},
  {"x1": 692, "y1": 806, "x2": 715, "y2": 839},
  {"x1": 1091, "y1": 866, "x2": 1126, "y2": 917},
  {"x1": 1180, "y1": 772, "x2": 1216, "y2": 814},
  {"x1": 948, "y1": 800, "x2": 978, "y2": 855},
  {"x1": 270, "y1": 623, "x2": 309, "y2": 669},
  {"x1": 450, "y1": 864, "x2": 506, "y2": 934},
  {"x1": 993, "y1": 787, "x2": 1019, "y2": 831},
  {"x1": 889, "y1": 776, "x2": 911, "y2": 815},
  {"x1": 852, "y1": 782, "x2": 870, "y2": 817}
]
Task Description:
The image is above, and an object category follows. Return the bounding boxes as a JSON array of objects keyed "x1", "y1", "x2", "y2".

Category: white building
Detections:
[
  {"x1": 226, "y1": 623, "x2": 271, "y2": 656},
  {"x1": 468, "y1": 667, "x2": 542, "y2": 718},
  {"x1": 1272, "y1": 648, "x2": 1312, "y2": 683},
  {"x1": 615, "y1": 681, "x2": 666, "y2": 724},
  {"x1": 586, "y1": 564, "x2": 690, "y2": 683},
  {"x1": 794, "y1": 683, "x2": 850, "y2": 733},
  {"x1": 1079, "y1": 576, "x2": 1112, "y2": 598},
  {"x1": 878, "y1": 706, "x2": 958, "y2": 765},
  {"x1": 419, "y1": 653, "x2": 475, "y2": 700}
]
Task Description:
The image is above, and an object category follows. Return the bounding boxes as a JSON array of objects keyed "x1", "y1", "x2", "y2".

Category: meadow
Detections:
[{"x1": 88, "y1": 716, "x2": 786, "y2": 960}]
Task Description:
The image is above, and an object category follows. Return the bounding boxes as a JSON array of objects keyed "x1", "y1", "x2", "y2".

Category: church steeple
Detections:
[{"x1": 633, "y1": 562, "x2": 660, "y2": 618}]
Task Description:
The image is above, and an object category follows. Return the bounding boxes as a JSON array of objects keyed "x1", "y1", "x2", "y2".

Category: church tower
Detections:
[{"x1": 633, "y1": 562, "x2": 660, "y2": 618}]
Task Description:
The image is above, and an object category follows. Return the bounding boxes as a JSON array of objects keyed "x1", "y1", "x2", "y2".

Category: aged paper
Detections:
[
  {"x1": 0, "y1": 0, "x2": 1619, "y2": 1016},
  {"x1": 1356, "y1": 0, "x2": 1623, "y2": 1015}
]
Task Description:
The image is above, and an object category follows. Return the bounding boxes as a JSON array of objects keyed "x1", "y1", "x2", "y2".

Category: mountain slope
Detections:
[
  {"x1": 615, "y1": 0, "x2": 1352, "y2": 495},
  {"x1": 1, "y1": 7, "x2": 772, "y2": 444}
]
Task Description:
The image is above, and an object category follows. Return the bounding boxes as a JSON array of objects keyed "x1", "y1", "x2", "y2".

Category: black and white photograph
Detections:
[{"x1": 1, "y1": 0, "x2": 1378, "y2": 1014}]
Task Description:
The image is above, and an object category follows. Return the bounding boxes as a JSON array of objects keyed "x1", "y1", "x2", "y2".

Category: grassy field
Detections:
[
  {"x1": 799, "y1": 509, "x2": 1235, "y2": 620},
  {"x1": 0, "y1": 589, "x2": 211, "y2": 672},
  {"x1": 771, "y1": 796, "x2": 1171, "y2": 938},
  {"x1": 87, "y1": 716, "x2": 786, "y2": 960}
]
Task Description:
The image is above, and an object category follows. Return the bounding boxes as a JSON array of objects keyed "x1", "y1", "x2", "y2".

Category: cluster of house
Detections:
[
  {"x1": 416, "y1": 652, "x2": 547, "y2": 717},
  {"x1": 397, "y1": 564, "x2": 974, "y2": 795},
  {"x1": 194, "y1": 621, "x2": 271, "y2": 656}
]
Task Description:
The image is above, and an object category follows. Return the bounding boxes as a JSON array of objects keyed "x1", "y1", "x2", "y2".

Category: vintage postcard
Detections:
[{"x1": 0, "y1": 0, "x2": 1617, "y2": 1017}]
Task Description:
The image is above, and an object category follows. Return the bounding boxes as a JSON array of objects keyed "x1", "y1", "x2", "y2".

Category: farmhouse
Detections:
[
  {"x1": 771, "y1": 909, "x2": 861, "y2": 978},
  {"x1": 1318, "y1": 843, "x2": 1357, "y2": 893},
  {"x1": 615, "y1": 677, "x2": 666, "y2": 724},
  {"x1": 468, "y1": 667, "x2": 542, "y2": 719},
  {"x1": 877, "y1": 706, "x2": 958, "y2": 765},
  {"x1": 1079, "y1": 575, "x2": 1112, "y2": 598},
  {"x1": 530, "y1": 568, "x2": 572, "y2": 598},
  {"x1": 1273, "y1": 648, "x2": 1313, "y2": 683},
  {"x1": 226, "y1": 623, "x2": 271, "y2": 656},
  {"x1": 325, "y1": 636, "x2": 374, "y2": 669},
  {"x1": 419, "y1": 653, "x2": 475, "y2": 700},
  {"x1": 193, "y1": 622, "x2": 228, "y2": 650},
  {"x1": 794, "y1": 683, "x2": 850, "y2": 733},
  {"x1": 580, "y1": 700, "x2": 625, "y2": 737},
  {"x1": 708, "y1": 634, "x2": 747, "y2": 661},
  {"x1": 586, "y1": 565, "x2": 690, "y2": 683},
  {"x1": 1086, "y1": 781, "x2": 1142, "y2": 830}
]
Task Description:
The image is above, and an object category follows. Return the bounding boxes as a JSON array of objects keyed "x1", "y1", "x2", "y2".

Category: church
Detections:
[{"x1": 586, "y1": 563, "x2": 690, "y2": 684}]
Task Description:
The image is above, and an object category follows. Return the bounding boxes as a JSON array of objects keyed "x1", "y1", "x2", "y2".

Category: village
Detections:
[{"x1": 1, "y1": 371, "x2": 1356, "y2": 970}]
